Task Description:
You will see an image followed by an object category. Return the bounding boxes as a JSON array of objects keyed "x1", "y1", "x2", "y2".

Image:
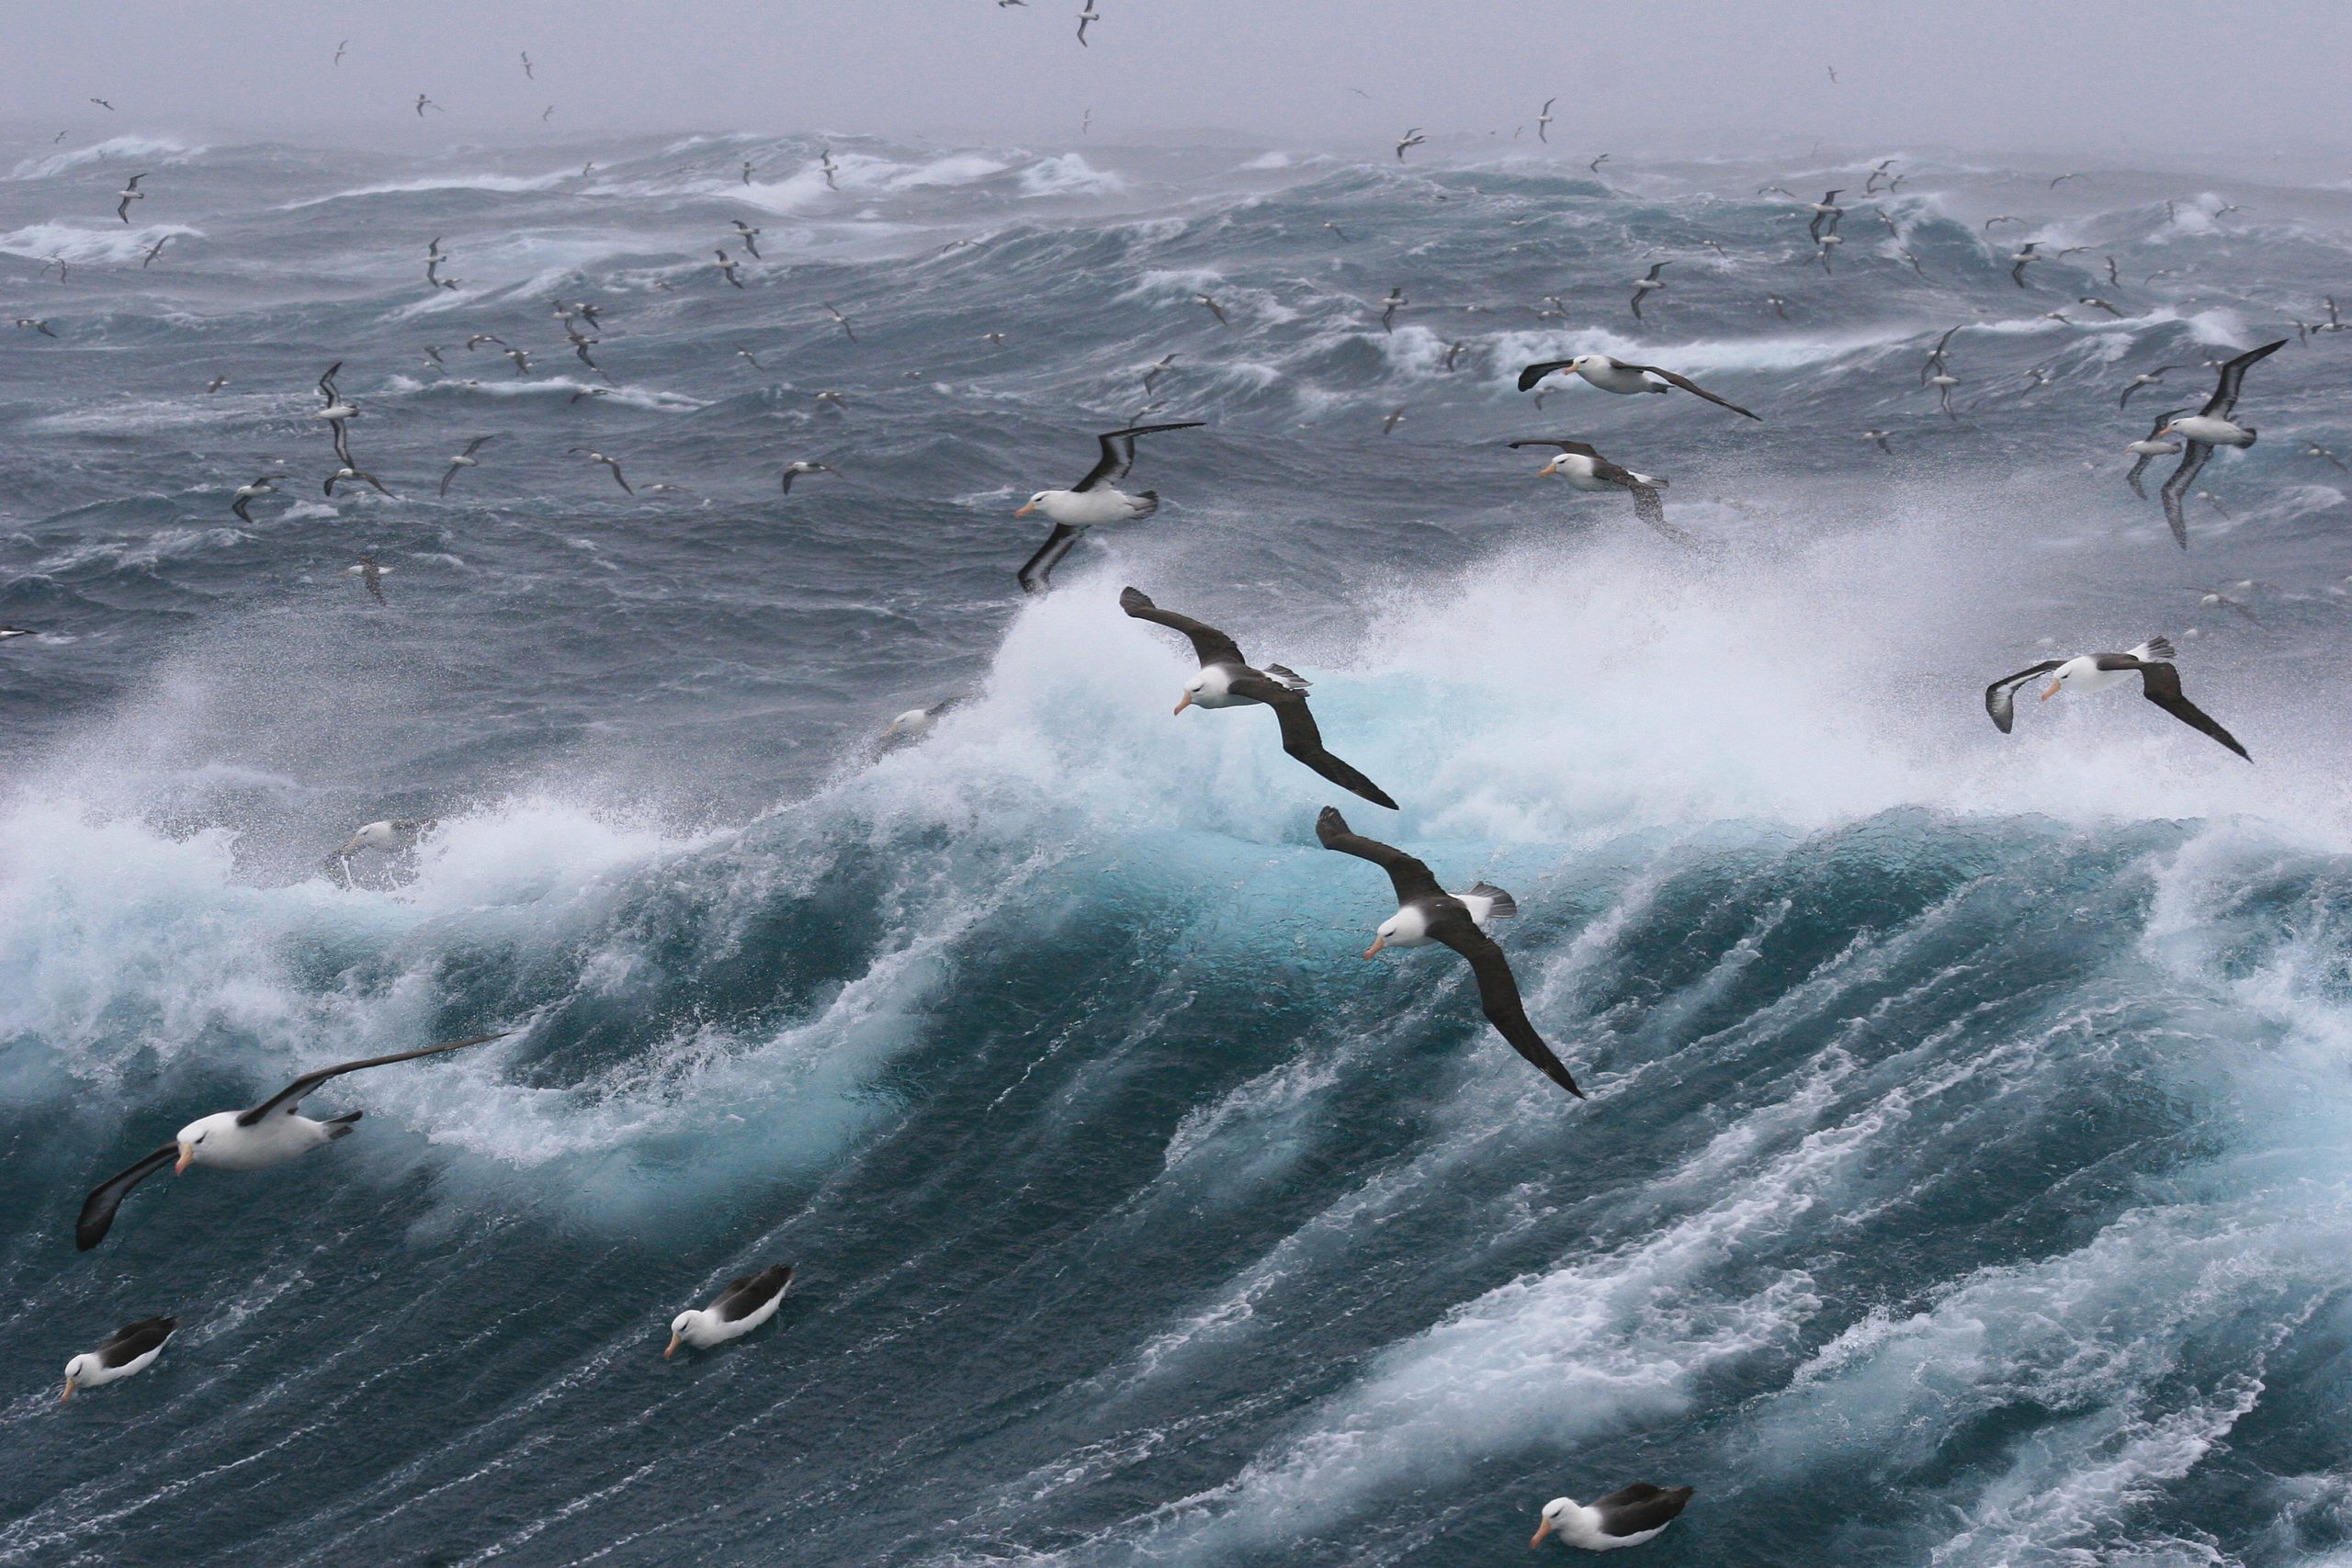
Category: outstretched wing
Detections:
[
  {"x1": 1507, "y1": 438, "x2": 1600, "y2": 457},
  {"x1": 1017, "y1": 524, "x2": 1085, "y2": 596},
  {"x1": 2201, "y1": 338, "x2": 2286, "y2": 419},
  {"x1": 235, "y1": 1032, "x2": 508, "y2": 1126},
  {"x1": 2135, "y1": 661, "x2": 2251, "y2": 760},
  {"x1": 317, "y1": 362, "x2": 342, "y2": 405},
  {"x1": 1621, "y1": 482, "x2": 1693, "y2": 545},
  {"x1": 1119, "y1": 586, "x2": 1247, "y2": 668},
  {"x1": 2123, "y1": 454, "x2": 2154, "y2": 500},
  {"x1": 76, "y1": 1145, "x2": 178, "y2": 1251},
  {"x1": 2159, "y1": 443, "x2": 2213, "y2": 550},
  {"x1": 1515, "y1": 359, "x2": 1574, "y2": 392},
  {"x1": 1429, "y1": 916, "x2": 1584, "y2": 1097},
  {"x1": 1073, "y1": 422, "x2": 1204, "y2": 492},
  {"x1": 1620, "y1": 363, "x2": 1763, "y2": 420},
  {"x1": 1315, "y1": 806, "x2": 1442, "y2": 901},
  {"x1": 1984, "y1": 660, "x2": 2064, "y2": 733},
  {"x1": 1244, "y1": 682, "x2": 1396, "y2": 807}
]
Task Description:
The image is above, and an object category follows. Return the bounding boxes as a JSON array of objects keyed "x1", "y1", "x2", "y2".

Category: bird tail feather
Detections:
[
  {"x1": 1466, "y1": 882, "x2": 1518, "y2": 919},
  {"x1": 2136, "y1": 636, "x2": 2177, "y2": 662}
]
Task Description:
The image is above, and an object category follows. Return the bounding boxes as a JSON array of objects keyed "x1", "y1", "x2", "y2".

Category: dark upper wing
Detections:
[
  {"x1": 1119, "y1": 586, "x2": 1247, "y2": 668},
  {"x1": 2134, "y1": 662, "x2": 2251, "y2": 760},
  {"x1": 1506, "y1": 439, "x2": 1600, "y2": 457},
  {"x1": 1593, "y1": 1483, "x2": 1693, "y2": 1536},
  {"x1": 2123, "y1": 454, "x2": 2154, "y2": 500},
  {"x1": 331, "y1": 420, "x2": 355, "y2": 468},
  {"x1": 98, "y1": 1317, "x2": 177, "y2": 1364},
  {"x1": 715, "y1": 1264, "x2": 795, "y2": 1321},
  {"x1": 1429, "y1": 917, "x2": 1584, "y2": 1097},
  {"x1": 1315, "y1": 806, "x2": 1440, "y2": 900},
  {"x1": 1984, "y1": 661, "x2": 2064, "y2": 733},
  {"x1": 1622, "y1": 483, "x2": 1693, "y2": 545},
  {"x1": 1515, "y1": 359, "x2": 1574, "y2": 392},
  {"x1": 76, "y1": 1145, "x2": 177, "y2": 1250},
  {"x1": 1073, "y1": 422, "x2": 1204, "y2": 491},
  {"x1": 1620, "y1": 364, "x2": 1762, "y2": 420},
  {"x1": 2159, "y1": 443, "x2": 2212, "y2": 550},
  {"x1": 1017, "y1": 524, "x2": 1085, "y2": 597},
  {"x1": 235, "y1": 1032, "x2": 508, "y2": 1126},
  {"x1": 1244, "y1": 682, "x2": 1396, "y2": 808},
  {"x1": 2201, "y1": 338, "x2": 2286, "y2": 419},
  {"x1": 318, "y1": 362, "x2": 342, "y2": 404},
  {"x1": 439, "y1": 464, "x2": 459, "y2": 497}
]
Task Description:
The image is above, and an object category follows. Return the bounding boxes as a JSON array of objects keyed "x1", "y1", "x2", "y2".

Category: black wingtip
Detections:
[
  {"x1": 1315, "y1": 806, "x2": 1350, "y2": 844},
  {"x1": 1118, "y1": 586, "x2": 1150, "y2": 614},
  {"x1": 1360, "y1": 785, "x2": 1400, "y2": 809}
]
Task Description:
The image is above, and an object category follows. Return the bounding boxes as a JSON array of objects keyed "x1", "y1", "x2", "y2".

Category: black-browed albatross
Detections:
[
  {"x1": 1532, "y1": 1484, "x2": 1695, "y2": 1551},
  {"x1": 667, "y1": 1265, "x2": 794, "y2": 1355},
  {"x1": 1515, "y1": 355, "x2": 1760, "y2": 420},
  {"x1": 1984, "y1": 637, "x2": 2248, "y2": 760},
  {"x1": 2154, "y1": 339, "x2": 2286, "y2": 548},
  {"x1": 1120, "y1": 588, "x2": 1397, "y2": 808},
  {"x1": 75, "y1": 1031, "x2": 510, "y2": 1248},
  {"x1": 1012, "y1": 423, "x2": 1203, "y2": 594},
  {"x1": 1316, "y1": 807, "x2": 1581, "y2": 1096},
  {"x1": 62, "y1": 1317, "x2": 176, "y2": 1399},
  {"x1": 1510, "y1": 438, "x2": 1688, "y2": 544}
]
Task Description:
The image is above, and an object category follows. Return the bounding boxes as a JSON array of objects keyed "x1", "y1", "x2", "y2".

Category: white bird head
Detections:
[
  {"x1": 2041, "y1": 655, "x2": 2097, "y2": 701},
  {"x1": 1173, "y1": 670, "x2": 1212, "y2": 716},
  {"x1": 1013, "y1": 491, "x2": 1054, "y2": 517},
  {"x1": 1532, "y1": 1497, "x2": 1577, "y2": 1547},
  {"x1": 1535, "y1": 454, "x2": 1570, "y2": 477},
  {"x1": 61, "y1": 1354, "x2": 94, "y2": 1399},
  {"x1": 665, "y1": 1311, "x2": 698, "y2": 1358},
  {"x1": 175, "y1": 1111, "x2": 237, "y2": 1172}
]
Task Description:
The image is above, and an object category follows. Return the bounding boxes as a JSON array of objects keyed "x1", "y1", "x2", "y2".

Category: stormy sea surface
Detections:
[{"x1": 4, "y1": 125, "x2": 2352, "y2": 1567}]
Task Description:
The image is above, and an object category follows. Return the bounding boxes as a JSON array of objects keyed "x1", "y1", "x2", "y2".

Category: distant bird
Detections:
[
  {"x1": 438, "y1": 435, "x2": 496, "y2": 496},
  {"x1": 1928, "y1": 370, "x2": 1961, "y2": 417},
  {"x1": 332, "y1": 818, "x2": 432, "y2": 875},
  {"x1": 1629, "y1": 261, "x2": 1668, "y2": 320},
  {"x1": 820, "y1": 147, "x2": 839, "y2": 190},
  {"x1": 1141, "y1": 352, "x2": 1178, "y2": 393},
  {"x1": 0, "y1": 626, "x2": 32, "y2": 641},
  {"x1": 2154, "y1": 339, "x2": 2286, "y2": 547},
  {"x1": 1378, "y1": 286, "x2": 1406, "y2": 332},
  {"x1": 741, "y1": 159, "x2": 755, "y2": 185},
  {"x1": 1863, "y1": 158, "x2": 1897, "y2": 194},
  {"x1": 730, "y1": 220, "x2": 763, "y2": 258},
  {"x1": 778, "y1": 459, "x2": 832, "y2": 493},
  {"x1": 1983, "y1": 215, "x2": 2024, "y2": 231},
  {"x1": 464, "y1": 334, "x2": 505, "y2": 353},
  {"x1": 1862, "y1": 429, "x2": 1894, "y2": 454},
  {"x1": 334, "y1": 39, "x2": 346, "y2": 64},
  {"x1": 1012, "y1": 423, "x2": 1204, "y2": 594},
  {"x1": 2119, "y1": 366, "x2": 2180, "y2": 408},
  {"x1": 2302, "y1": 441, "x2": 2348, "y2": 472},
  {"x1": 1122, "y1": 589, "x2": 1396, "y2": 808},
  {"x1": 502, "y1": 346, "x2": 532, "y2": 376},
  {"x1": 2104, "y1": 255, "x2": 2120, "y2": 286},
  {"x1": 714, "y1": 250, "x2": 745, "y2": 288},
  {"x1": 74, "y1": 1032, "x2": 508, "y2": 1249},
  {"x1": 1512, "y1": 438, "x2": 1686, "y2": 544},
  {"x1": 1515, "y1": 354, "x2": 1761, "y2": 420},
  {"x1": 1804, "y1": 189, "x2": 1844, "y2": 243},
  {"x1": 2050, "y1": 171, "x2": 2086, "y2": 189},
  {"x1": 1536, "y1": 96, "x2": 1557, "y2": 142},
  {"x1": 115, "y1": 173, "x2": 148, "y2": 222},
  {"x1": 324, "y1": 466, "x2": 393, "y2": 498},
  {"x1": 2197, "y1": 582, "x2": 2264, "y2": 625},
  {"x1": 62, "y1": 1319, "x2": 176, "y2": 1400},
  {"x1": 1764, "y1": 294, "x2": 1790, "y2": 320},
  {"x1": 1323, "y1": 220, "x2": 1350, "y2": 242},
  {"x1": 1193, "y1": 292, "x2": 1228, "y2": 326},
  {"x1": 89, "y1": 97, "x2": 115, "y2": 111},
  {"x1": 1896, "y1": 248, "x2": 1926, "y2": 276},
  {"x1": 14, "y1": 317, "x2": 59, "y2": 338},
  {"x1": 1589, "y1": 152, "x2": 1610, "y2": 175},
  {"x1": 312, "y1": 361, "x2": 358, "y2": 465},
  {"x1": 1826, "y1": 63, "x2": 1838, "y2": 84},
  {"x1": 1814, "y1": 234, "x2": 1842, "y2": 273},
  {"x1": 1442, "y1": 340, "x2": 1467, "y2": 371},
  {"x1": 667, "y1": 1266, "x2": 794, "y2": 1357},
  {"x1": 1381, "y1": 406, "x2": 1407, "y2": 436},
  {"x1": 1075, "y1": 4, "x2": 1099, "y2": 46},
  {"x1": 345, "y1": 553, "x2": 391, "y2": 604},
  {"x1": 734, "y1": 344, "x2": 765, "y2": 370},
  {"x1": 822, "y1": 301, "x2": 857, "y2": 340},
  {"x1": 520, "y1": 51, "x2": 534, "y2": 79},
  {"x1": 1316, "y1": 807, "x2": 1580, "y2": 1095},
  {"x1": 1396, "y1": 127, "x2": 1427, "y2": 160},
  {"x1": 1984, "y1": 637, "x2": 2247, "y2": 760},
  {"x1": 1921, "y1": 326, "x2": 1961, "y2": 383},
  {"x1": 414, "y1": 95, "x2": 442, "y2": 116},
  {"x1": 2008, "y1": 243, "x2": 2040, "y2": 288},
  {"x1": 813, "y1": 390, "x2": 847, "y2": 412},
  {"x1": 1532, "y1": 1486, "x2": 1694, "y2": 1551},
  {"x1": 140, "y1": 234, "x2": 170, "y2": 267},
  {"x1": 570, "y1": 446, "x2": 635, "y2": 495},
  {"x1": 206, "y1": 374, "x2": 229, "y2": 391},
  {"x1": 230, "y1": 474, "x2": 287, "y2": 523},
  {"x1": 2078, "y1": 296, "x2": 2124, "y2": 318}
]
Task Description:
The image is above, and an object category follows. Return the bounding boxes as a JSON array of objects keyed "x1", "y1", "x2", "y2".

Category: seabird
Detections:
[
  {"x1": 1928, "y1": 369, "x2": 1961, "y2": 417},
  {"x1": 75, "y1": 1031, "x2": 509, "y2": 1248},
  {"x1": 1814, "y1": 234, "x2": 1842, "y2": 273},
  {"x1": 1381, "y1": 407, "x2": 1407, "y2": 436},
  {"x1": 1323, "y1": 221, "x2": 1350, "y2": 243},
  {"x1": 1532, "y1": 1486, "x2": 1695, "y2": 1551},
  {"x1": 1863, "y1": 428, "x2": 1894, "y2": 454},
  {"x1": 814, "y1": 390, "x2": 846, "y2": 412},
  {"x1": 823, "y1": 301, "x2": 857, "y2": 340},
  {"x1": 1396, "y1": 128, "x2": 1426, "y2": 160},
  {"x1": 714, "y1": 250, "x2": 745, "y2": 288},
  {"x1": 1985, "y1": 637, "x2": 2247, "y2": 760},
  {"x1": 1629, "y1": 261, "x2": 1667, "y2": 320},
  {"x1": 1075, "y1": 4, "x2": 1100, "y2": 45},
  {"x1": 0, "y1": 626, "x2": 33, "y2": 641},
  {"x1": 779, "y1": 459, "x2": 832, "y2": 493},
  {"x1": 141, "y1": 234, "x2": 170, "y2": 267},
  {"x1": 90, "y1": 97, "x2": 115, "y2": 110},
  {"x1": 1315, "y1": 807, "x2": 1579, "y2": 1095},
  {"x1": 1013, "y1": 423, "x2": 1203, "y2": 594},
  {"x1": 2198, "y1": 582, "x2": 2264, "y2": 625},
  {"x1": 2154, "y1": 339, "x2": 2286, "y2": 547},
  {"x1": 16, "y1": 318, "x2": 60, "y2": 338},
  {"x1": 667, "y1": 1266, "x2": 794, "y2": 1356},
  {"x1": 2008, "y1": 243, "x2": 2040, "y2": 287},
  {"x1": 1510, "y1": 438, "x2": 1687, "y2": 544},
  {"x1": 345, "y1": 553, "x2": 391, "y2": 604},
  {"x1": 1984, "y1": 215, "x2": 2024, "y2": 231},
  {"x1": 1514, "y1": 355, "x2": 1761, "y2": 420},
  {"x1": 741, "y1": 159, "x2": 755, "y2": 185},
  {"x1": 1193, "y1": 293, "x2": 1228, "y2": 326},
  {"x1": 1804, "y1": 189, "x2": 1844, "y2": 243},
  {"x1": 415, "y1": 94, "x2": 442, "y2": 116},
  {"x1": 1141, "y1": 352, "x2": 1178, "y2": 392},
  {"x1": 324, "y1": 466, "x2": 393, "y2": 498},
  {"x1": 879, "y1": 697, "x2": 963, "y2": 750},
  {"x1": 465, "y1": 333, "x2": 505, "y2": 352},
  {"x1": 2123, "y1": 407, "x2": 2185, "y2": 499},
  {"x1": 2078, "y1": 296, "x2": 2124, "y2": 318},
  {"x1": 730, "y1": 220, "x2": 762, "y2": 258},
  {"x1": 439, "y1": 435, "x2": 496, "y2": 496},
  {"x1": 2120, "y1": 367, "x2": 2180, "y2": 408},
  {"x1": 2303, "y1": 441, "x2": 2348, "y2": 472},
  {"x1": 1589, "y1": 152, "x2": 1610, "y2": 174},
  {"x1": 1863, "y1": 158, "x2": 1897, "y2": 194},
  {"x1": 334, "y1": 39, "x2": 346, "y2": 64},
  {"x1": 1764, "y1": 294, "x2": 1790, "y2": 320},
  {"x1": 520, "y1": 51, "x2": 533, "y2": 78},
  {"x1": 1378, "y1": 287, "x2": 1406, "y2": 332},
  {"x1": 1535, "y1": 96, "x2": 1557, "y2": 142},
  {"x1": 62, "y1": 1319, "x2": 176, "y2": 1400},
  {"x1": 570, "y1": 446, "x2": 635, "y2": 495},
  {"x1": 116, "y1": 173, "x2": 148, "y2": 222},
  {"x1": 207, "y1": 374, "x2": 229, "y2": 391},
  {"x1": 231, "y1": 474, "x2": 287, "y2": 523},
  {"x1": 503, "y1": 346, "x2": 532, "y2": 376},
  {"x1": 1921, "y1": 326, "x2": 1960, "y2": 383},
  {"x1": 1442, "y1": 340, "x2": 1467, "y2": 371},
  {"x1": 312, "y1": 361, "x2": 358, "y2": 465},
  {"x1": 1123, "y1": 589, "x2": 1396, "y2": 807}
]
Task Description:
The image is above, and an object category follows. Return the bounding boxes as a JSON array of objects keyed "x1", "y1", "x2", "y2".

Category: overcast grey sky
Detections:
[{"x1": 8, "y1": 0, "x2": 2350, "y2": 158}]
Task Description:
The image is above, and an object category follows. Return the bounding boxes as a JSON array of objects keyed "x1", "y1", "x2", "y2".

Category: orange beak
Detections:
[
  {"x1": 1173, "y1": 693, "x2": 1193, "y2": 716},
  {"x1": 664, "y1": 1332, "x2": 681, "y2": 1359},
  {"x1": 1013, "y1": 502, "x2": 1035, "y2": 516},
  {"x1": 2040, "y1": 681, "x2": 2063, "y2": 701},
  {"x1": 175, "y1": 1142, "x2": 194, "y2": 1174},
  {"x1": 1363, "y1": 936, "x2": 1386, "y2": 959},
  {"x1": 60, "y1": 1378, "x2": 75, "y2": 1402},
  {"x1": 1532, "y1": 1517, "x2": 1553, "y2": 1548}
]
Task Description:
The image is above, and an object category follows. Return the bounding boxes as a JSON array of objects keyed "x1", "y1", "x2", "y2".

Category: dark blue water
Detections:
[{"x1": 5, "y1": 126, "x2": 2352, "y2": 1566}]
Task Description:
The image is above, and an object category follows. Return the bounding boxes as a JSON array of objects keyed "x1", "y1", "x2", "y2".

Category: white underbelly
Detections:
[
  {"x1": 1581, "y1": 365, "x2": 1657, "y2": 395},
  {"x1": 2172, "y1": 416, "x2": 2251, "y2": 446}
]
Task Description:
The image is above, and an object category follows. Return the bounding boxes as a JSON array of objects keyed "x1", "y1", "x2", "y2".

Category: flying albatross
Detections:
[
  {"x1": 666, "y1": 1264, "x2": 794, "y2": 1356},
  {"x1": 1315, "y1": 807, "x2": 1581, "y2": 1096},
  {"x1": 1510, "y1": 438, "x2": 1689, "y2": 545},
  {"x1": 1629, "y1": 261, "x2": 1668, "y2": 320},
  {"x1": 1532, "y1": 1484, "x2": 1695, "y2": 1551},
  {"x1": 75, "y1": 1031, "x2": 510, "y2": 1249},
  {"x1": 2154, "y1": 339, "x2": 2286, "y2": 548},
  {"x1": 2122, "y1": 408, "x2": 2185, "y2": 500},
  {"x1": 1120, "y1": 587, "x2": 1397, "y2": 808},
  {"x1": 1515, "y1": 355, "x2": 1760, "y2": 420},
  {"x1": 62, "y1": 1318, "x2": 177, "y2": 1400},
  {"x1": 1984, "y1": 637, "x2": 2249, "y2": 760},
  {"x1": 1012, "y1": 422, "x2": 1203, "y2": 594}
]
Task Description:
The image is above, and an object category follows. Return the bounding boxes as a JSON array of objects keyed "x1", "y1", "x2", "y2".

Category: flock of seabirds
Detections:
[{"x1": 13, "y1": 20, "x2": 2324, "y2": 1555}]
